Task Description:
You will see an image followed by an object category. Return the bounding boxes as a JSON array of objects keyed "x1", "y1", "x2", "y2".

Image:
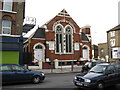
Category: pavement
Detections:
[{"x1": 35, "y1": 65, "x2": 82, "y2": 74}]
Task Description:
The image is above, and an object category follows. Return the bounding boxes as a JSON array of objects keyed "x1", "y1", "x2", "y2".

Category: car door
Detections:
[
  {"x1": 114, "y1": 63, "x2": 120, "y2": 83},
  {"x1": 1, "y1": 65, "x2": 14, "y2": 83},
  {"x1": 11, "y1": 65, "x2": 32, "y2": 82},
  {"x1": 105, "y1": 65, "x2": 117, "y2": 85}
]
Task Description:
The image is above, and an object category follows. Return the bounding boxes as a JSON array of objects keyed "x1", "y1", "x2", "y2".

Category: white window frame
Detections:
[
  {"x1": 2, "y1": 20, "x2": 12, "y2": 35},
  {"x1": 110, "y1": 31, "x2": 115, "y2": 37},
  {"x1": 3, "y1": 0, "x2": 13, "y2": 11},
  {"x1": 110, "y1": 39, "x2": 116, "y2": 47},
  {"x1": 55, "y1": 24, "x2": 64, "y2": 54},
  {"x1": 54, "y1": 24, "x2": 73, "y2": 54},
  {"x1": 65, "y1": 25, "x2": 73, "y2": 54},
  {"x1": 112, "y1": 47, "x2": 120, "y2": 59}
]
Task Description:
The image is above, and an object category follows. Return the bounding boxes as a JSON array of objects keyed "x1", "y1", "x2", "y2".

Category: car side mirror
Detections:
[
  {"x1": 23, "y1": 70, "x2": 27, "y2": 72},
  {"x1": 24, "y1": 69, "x2": 30, "y2": 72}
]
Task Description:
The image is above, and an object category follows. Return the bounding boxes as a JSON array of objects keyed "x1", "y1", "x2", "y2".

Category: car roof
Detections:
[
  {"x1": 97, "y1": 63, "x2": 113, "y2": 66},
  {"x1": 88, "y1": 60, "x2": 104, "y2": 63},
  {"x1": 0, "y1": 64, "x2": 20, "y2": 66},
  {"x1": 95, "y1": 62, "x2": 120, "y2": 67}
]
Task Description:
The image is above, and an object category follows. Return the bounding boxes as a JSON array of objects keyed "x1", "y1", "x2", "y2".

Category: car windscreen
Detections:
[{"x1": 89, "y1": 65, "x2": 106, "y2": 73}]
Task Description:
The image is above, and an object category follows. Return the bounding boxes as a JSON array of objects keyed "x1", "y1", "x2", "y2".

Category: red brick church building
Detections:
[{"x1": 24, "y1": 9, "x2": 92, "y2": 69}]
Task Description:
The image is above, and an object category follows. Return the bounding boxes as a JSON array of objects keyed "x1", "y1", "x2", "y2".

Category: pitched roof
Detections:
[
  {"x1": 107, "y1": 24, "x2": 120, "y2": 32},
  {"x1": 32, "y1": 27, "x2": 45, "y2": 38},
  {"x1": 81, "y1": 32, "x2": 89, "y2": 41}
]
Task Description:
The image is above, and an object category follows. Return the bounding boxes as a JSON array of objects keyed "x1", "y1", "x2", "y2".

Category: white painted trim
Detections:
[
  {"x1": 55, "y1": 52, "x2": 74, "y2": 54},
  {"x1": 58, "y1": 59, "x2": 77, "y2": 61},
  {"x1": 82, "y1": 45, "x2": 90, "y2": 60},
  {"x1": 82, "y1": 44, "x2": 90, "y2": 50},
  {"x1": 64, "y1": 25, "x2": 74, "y2": 53},
  {"x1": 82, "y1": 41, "x2": 89, "y2": 42},
  {"x1": 45, "y1": 29, "x2": 49, "y2": 32},
  {"x1": 54, "y1": 24, "x2": 64, "y2": 54},
  {"x1": 54, "y1": 59, "x2": 80, "y2": 69},
  {"x1": 56, "y1": 65, "x2": 81, "y2": 69},
  {"x1": 0, "y1": 10, "x2": 17, "y2": 14},
  {"x1": 33, "y1": 43, "x2": 46, "y2": 64},
  {"x1": 45, "y1": 29, "x2": 54, "y2": 32},
  {"x1": 33, "y1": 43, "x2": 45, "y2": 49},
  {"x1": 23, "y1": 39, "x2": 29, "y2": 44},
  {"x1": 64, "y1": 25, "x2": 73, "y2": 33},
  {"x1": 41, "y1": 24, "x2": 47, "y2": 29},
  {"x1": 32, "y1": 38, "x2": 45, "y2": 40},
  {"x1": 53, "y1": 23, "x2": 75, "y2": 54},
  {"x1": 53, "y1": 23, "x2": 64, "y2": 32},
  {"x1": 33, "y1": 43, "x2": 45, "y2": 69},
  {"x1": 81, "y1": 25, "x2": 91, "y2": 29},
  {"x1": 57, "y1": 14, "x2": 71, "y2": 18},
  {"x1": 53, "y1": 20, "x2": 76, "y2": 33},
  {"x1": 0, "y1": 34, "x2": 21, "y2": 37}
]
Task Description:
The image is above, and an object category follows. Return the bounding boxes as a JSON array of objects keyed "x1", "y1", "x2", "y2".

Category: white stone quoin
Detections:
[
  {"x1": 38, "y1": 60, "x2": 42, "y2": 69},
  {"x1": 54, "y1": 59, "x2": 58, "y2": 69}
]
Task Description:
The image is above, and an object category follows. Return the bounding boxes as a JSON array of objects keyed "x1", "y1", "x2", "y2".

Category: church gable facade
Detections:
[{"x1": 24, "y1": 9, "x2": 92, "y2": 69}]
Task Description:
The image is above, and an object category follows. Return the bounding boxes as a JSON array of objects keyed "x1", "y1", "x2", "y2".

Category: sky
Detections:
[{"x1": 25, "y1": 0, "x2": 119, "y2": 45}]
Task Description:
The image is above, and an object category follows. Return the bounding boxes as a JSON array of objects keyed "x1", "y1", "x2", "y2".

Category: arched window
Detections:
[
  {"x1": 65, "y1": 26, "x2": 72, "y2": 53},
  {"x1": 55, "y1": 25, "x2": 63, "y2": 53}
]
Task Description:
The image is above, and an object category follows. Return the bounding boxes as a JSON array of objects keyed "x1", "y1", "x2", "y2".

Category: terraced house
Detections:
[
  {"x1": 0, "y1": 0, "x2": 25, "y2": 64},
  {"x1": 24, "y1": 9, "x2": 92, "y2": 69},
  {"x1": 107, "y1": 24, "x2": 120, "y2": 62}
]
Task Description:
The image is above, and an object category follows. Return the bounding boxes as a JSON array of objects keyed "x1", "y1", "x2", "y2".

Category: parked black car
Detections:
[
  {"x1": 81, "y1": 60, "x2": 104, "y2": 73},
  {"x1": 73, "y1": 62, "x2": 120, "y2": 89},
  {"x1": 0, "y1": 64, "x2": 45, "y2": 84}
]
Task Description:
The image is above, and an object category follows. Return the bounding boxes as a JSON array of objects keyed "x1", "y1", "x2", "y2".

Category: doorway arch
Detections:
[
  {"x1": 33, "y1": 43, "x2": 45, "y2": 64},
  {"x1": 82, "y1": 45, "x2": 90, "y2": 60}
]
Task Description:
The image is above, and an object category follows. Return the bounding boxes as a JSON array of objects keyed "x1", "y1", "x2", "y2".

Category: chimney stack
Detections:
[{"x1": 81, "y1": 25, "x2": 91, "y2": 35}]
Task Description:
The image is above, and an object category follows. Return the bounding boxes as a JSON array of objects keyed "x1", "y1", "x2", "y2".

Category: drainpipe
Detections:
[
  {"x1": 107, "y1": 32, "x2": 109, "y2": 62},
  {"x1": 19, "y1": 36, "x2": 23, "y2": 65}
]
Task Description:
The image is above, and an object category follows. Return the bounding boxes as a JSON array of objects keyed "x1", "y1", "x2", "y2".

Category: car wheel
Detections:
[
  {"x1": 32, "y1": 76, "x2": 41, "y2": 84},
  {"x1": 97, "y1": 82, "x2": 104, "y2": 90}
]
